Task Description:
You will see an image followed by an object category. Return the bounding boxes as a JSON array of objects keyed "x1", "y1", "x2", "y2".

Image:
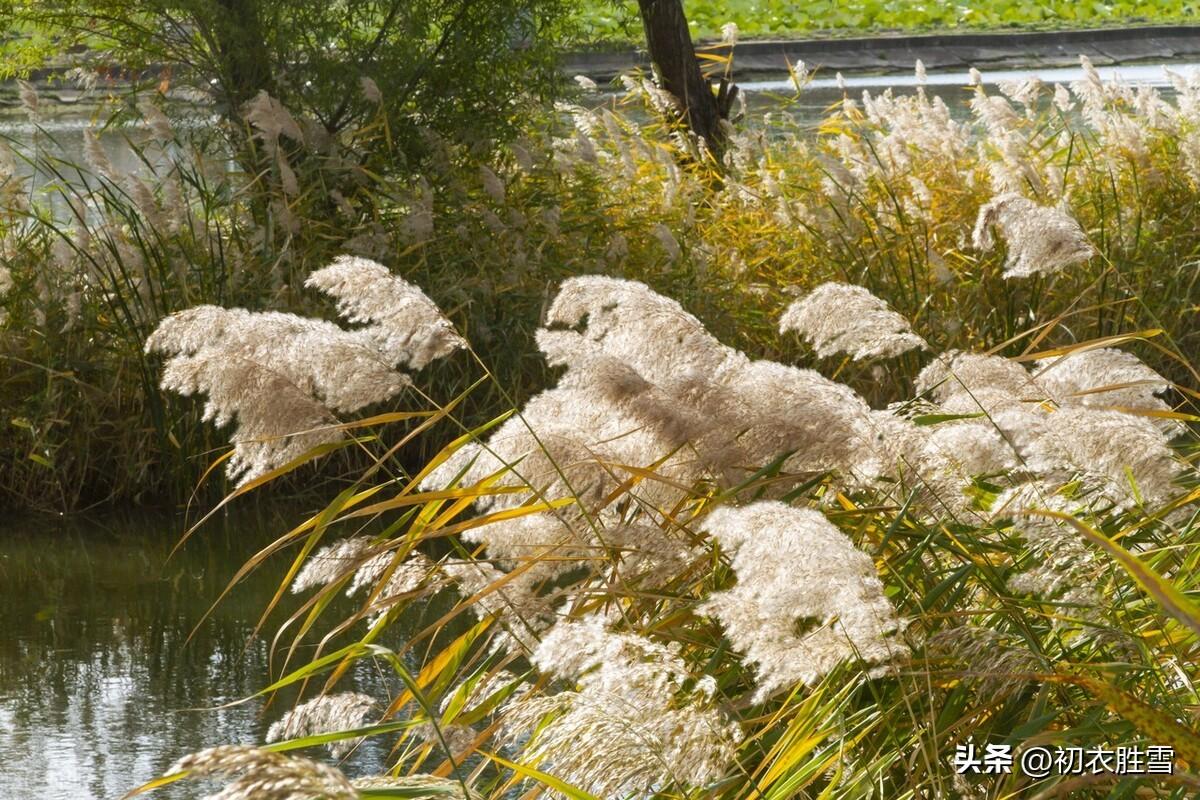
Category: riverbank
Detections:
[{"x1": 564, "y1": 24, "x2": 1200, "y2": 81}]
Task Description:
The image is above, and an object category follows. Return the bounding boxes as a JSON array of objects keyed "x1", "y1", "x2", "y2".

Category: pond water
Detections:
[{"x1": 0, "y1": 505, "x2": 403, "y2": 800}]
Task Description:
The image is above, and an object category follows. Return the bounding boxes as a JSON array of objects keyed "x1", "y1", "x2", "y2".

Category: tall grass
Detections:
[
  {"x1": 133, "y1": 279, "x2": 1200, "y2": 798},
  {"x1": 114, "y1": 60, "x2": 1200, "y2": 799},
  {"x1": 6, "y1": 60, "x2": 1200, "y2": 512}
]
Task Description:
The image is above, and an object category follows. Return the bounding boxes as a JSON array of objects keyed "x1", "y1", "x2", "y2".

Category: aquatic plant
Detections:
[
  {"x1": 138, "y1": 252, "x2": 1198, "y2": 798},
  {"x1": 5, "y1": 59, "x2": 1200, "y2": 513}
]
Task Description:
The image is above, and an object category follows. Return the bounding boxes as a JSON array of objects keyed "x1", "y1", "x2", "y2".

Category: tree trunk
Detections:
[
  {"x1": 636, "y1": 0, "x2": 725, "y2": 153},
  {"x1": 211, "y1": 0, "x2": 275, "y2": 113}
]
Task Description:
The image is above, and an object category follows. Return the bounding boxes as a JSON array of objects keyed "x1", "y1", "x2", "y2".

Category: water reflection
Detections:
[{"x1": 0, "y1": 506, "x2": 391, "y2": 799}]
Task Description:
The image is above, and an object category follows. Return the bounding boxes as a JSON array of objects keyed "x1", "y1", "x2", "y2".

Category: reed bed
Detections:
[
  {"x1": 108, "y1": 59, "x2": 1200, "y2": 799},
  {"x1": 5, "y1": 58, "x2": 1200, "y2": 511}
]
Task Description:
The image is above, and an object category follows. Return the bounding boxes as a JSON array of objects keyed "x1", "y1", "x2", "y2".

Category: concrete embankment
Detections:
[{"x1": 562, "y1": 24, "x2": 1200, "y2": 81}]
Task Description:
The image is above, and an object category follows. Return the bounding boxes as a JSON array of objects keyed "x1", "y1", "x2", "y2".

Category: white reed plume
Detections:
[
  {"x1": 931, "y1": 386, "x2": 1048, "y2": 456},
  {"x1": 0, "y1": 142, "x2": 29, "y2": 214},
  {"x1": 243, "y1": 90, "x2": 304, "y2": 147},
  {"x1": 146, "y1": 306, "x2": 411, "y2": 484},
  {"x1": 306, "y1": 256, "x2": 466, "y2": 370},
  {"x1": 139, "y1": 101, "x2": 174, "y2": 143},
  {"x1": 603, "y1": 516, "x2": 701, "y2": 584},
  {"x1": 915, "y1": 350, "x2": 1045, "y2": 402},
  {"x1": 147, "y1": 262, "x2": 457, "y2": 484},
  {"x1": 462, "y1": 510, "x2": 586, "y2": 566},
  {"x1": 18, "y1": 80, "x2": 39, "y2": 120},
  {"x1": 721, "y1": 22, "x2": 739, "y2": 46},
  {"x1": 291, "y1": 537, "x2": 375, "y2": 593},
  {"x1": 502, "y1": 615, "x2": 740, "y2": 798},
  {"x1": 359, "y1": 76, "x2": 382, "y2": 104},
  {"x1": 972, "y1": 193, "x2": 1096, "y2": 279},
  {"x1": 711, "y1": 358, "x2": 881, "y2": 481},
  {"x1": 347, "y1": 549, "x2": 429, "y2": 596},
  {"x1": 127, "y1": 175, "x2": 164, "y2": 231},
  {"x1": 266, "y1": 692, "x2": 377, "y2": 757},
  {"x1": 544, "y1": 276, "x2": 738, "y2": 380},
  {"x1": 1024, "y1": 407, "x2": 1183, "y2": 508},
  {"x1": 479, "y1": 165, "x2": 507, "y2": 204},
  {"x1": 779, "y1": 282, "x2": 926, "y2": 360},
  {"x1": 410, "y1": 719, "x2": 478, "y2": 756},
  {"x1": 348, "y1": 551, "x2": 440, "y2": 624},
  {"x1": 443, "y1": 560, "x2": 558, "y2": 653},
  {"x1": 998, "y1": 77, "x2": 1043, "y2": 110},
  {"x1": 790, "y1": 60, "x2": 810, "y2": 92},
  {"x1": 699, "y1": 502, "x2": 907, "y2": 701},
  {"x1": 427, "y1": 277, "x2": 891, "y2": 506},
  {"x1": 906, "y1": 420, "x2": 1019, "y2": 515},
  {"x1": 1033, "y1": 347, "x2": 1180, "y2": 434},
  {"x1": 83, "y1": 129, "x2": 116, "y2": 180},
  {"x1": 166, "y1": 745, "x2": 357, "y2": 800},
  {"x1": 990, "y1": 482, "x2": 1101, "y2": 609},
  {"x1": 1053, "y1": 83, "x2": 1073, "y2": 112},
  {"x1": 420, "y1": 380, "x2": 676, "y2": 513},
  {"x1": 277, "y1": 152, "x2": 299, "y2": 197}
]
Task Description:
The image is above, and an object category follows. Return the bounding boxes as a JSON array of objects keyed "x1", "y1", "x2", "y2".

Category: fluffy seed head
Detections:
[
  {"x1": 266, "y1": 692, "x2": 376, "y2": 757},
  {"x1": 502, "y1": 615, "x2": 741, "y2": 798},
  {"x1": 167, "y1": 745, "x2": 356, "y2": 800},
  {"x1": 360, "y1": 76, "x2": 382, "y2": 104},
  {"x1": 243, "y1": 91, "x2": 304, "y2": 145},
  {"x1": 291, "y1": 537, "x2": 375, "y2": 593},
  {"x1": 973, "y1": 193, "x2": 1096, "y2": 279},
  {"x1": 145, "y1": 306, "x2": 410, "y2": 485},
  {"x1": 780, "y1": 282, "x2": 926, "y2": 360},
  {"x1": 304, "y1": 256, "x2": 466, "y2": 369},
  {"x1": 699, "y1": 502, "x2": 907, "y2": 701},
  {"x1": 1033, "y1": 347, "x2": 1180, "y2": 434}
]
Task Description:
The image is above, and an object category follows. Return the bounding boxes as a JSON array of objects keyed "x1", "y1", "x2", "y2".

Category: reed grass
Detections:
[
  {"x1": 2, "y1": 56, "x2": 1199, "y2": 525},
  {"x1": 119, "y1": 60, "x2": 1200, "y2": 795}
]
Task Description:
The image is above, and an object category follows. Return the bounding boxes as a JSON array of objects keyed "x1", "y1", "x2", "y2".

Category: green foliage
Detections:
[
  {"x1": 576, "y1": 0, "x2": 1200, "y2": 42},
  {"x1": 6, "y1": 62, "x2": 1200, "y2": 511},
  {"x1": 0, "y1": 0, "x2": 575, "y2": 153}
]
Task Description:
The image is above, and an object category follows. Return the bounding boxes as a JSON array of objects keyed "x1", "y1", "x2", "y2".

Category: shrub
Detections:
[{"x1": 0, "y1": 0, "x2": 576, "y2": 158}]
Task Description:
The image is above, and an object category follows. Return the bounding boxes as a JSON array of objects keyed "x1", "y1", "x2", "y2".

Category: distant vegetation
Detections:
[{"x1": 577, "y1": 0, "x2": 1199, "y2": 42}]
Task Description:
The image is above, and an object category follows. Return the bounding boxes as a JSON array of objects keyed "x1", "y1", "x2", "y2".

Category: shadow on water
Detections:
[{"x1": 0, "y1": 505, "x2": 423, "y2": 799}]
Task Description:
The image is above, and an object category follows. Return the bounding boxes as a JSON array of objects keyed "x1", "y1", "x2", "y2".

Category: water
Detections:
[
  {"x1": 736, "y1": 60, "x2": 1195, "y2": 122},
  {"x1": 0, "y1": 506, "x2": 399, "y2": 800},
  {"x1": 741, "y1": 59, "x2": 1200, "y2": 93}
]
